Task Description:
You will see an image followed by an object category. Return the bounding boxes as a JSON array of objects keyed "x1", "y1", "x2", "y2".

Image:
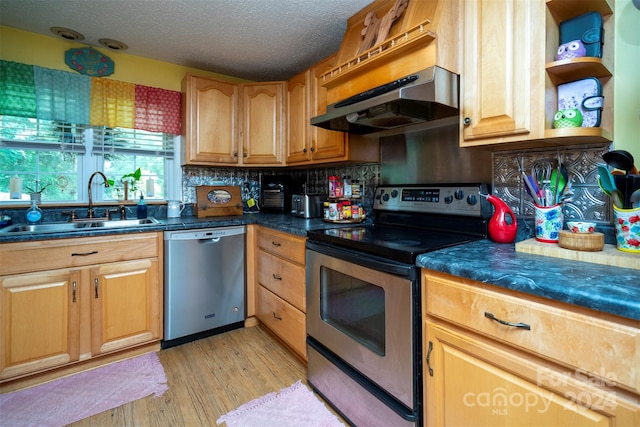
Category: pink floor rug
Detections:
[
  {"x1": 0, "y1": 352, "x2": 168, "y2": 427},
  {"x1": 217, "y1": 380, "x2": 345, "y2": 427}
]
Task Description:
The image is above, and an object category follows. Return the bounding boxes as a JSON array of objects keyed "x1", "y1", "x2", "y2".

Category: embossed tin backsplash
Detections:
[
  {"x1": 182, "y1": 144, "x2": 612, "y2": 222},
  {"x1": 182, "y1": 164, "x2": 380, "y2": 213},
  {"x1": 492, "y1": 144, "x2": 612, "y2": 222}
]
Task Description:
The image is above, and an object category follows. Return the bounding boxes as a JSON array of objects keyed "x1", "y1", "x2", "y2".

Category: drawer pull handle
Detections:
[
  {"x1": 272, "y1": 312, "x2": 282, "y2": 320},
  {"x1": 71, "y1": 250, "x2": 99, "y2": 257},
  {"x1": 426, "y1": 340, "x2": 434, "y2": 377},
  {"x1": 271, "y1": 241, "x2": 281, "y2": 247},
  {"x1": 484, "y1": 312, "x2": 530, "y2": 330},
  {"x1": 72, "y1": 281, "x2": 77, "y2": 303},
  {"x1": 272, "y1": 273, "x2": 282, "y2": 280}
]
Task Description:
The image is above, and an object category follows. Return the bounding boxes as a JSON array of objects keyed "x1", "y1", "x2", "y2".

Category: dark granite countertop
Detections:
[
  {"x1": 0, "y1": 212, "x2": 338, "y2": 243},
  {"x1": 1, "y1": 213, "x2": 638, "y2": 322},
  {"x1": 416, "y1": 240, "x2": 640, "y2": 322}
]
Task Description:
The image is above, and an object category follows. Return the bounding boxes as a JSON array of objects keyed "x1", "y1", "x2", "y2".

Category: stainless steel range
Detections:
[{"x1": 306, "y1": 183, "x2": 491, "y2": 426}]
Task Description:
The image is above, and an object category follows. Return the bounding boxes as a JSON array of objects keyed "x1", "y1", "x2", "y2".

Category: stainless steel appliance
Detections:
[
  {"x1": 291, "y1": 194, "x2": 326, "y2": 218},
  {"x1": 163, "y1": 226, "x2": 246, "y2": 349},
  {"x1": 260, "y1": 175, "x2": 291, "y2": 213},
  {"x1": 306, "y1": 184, "x2": 490, "y2": 426},
  {"x1": 310, "y1": 66, "x2": 459, "y2": 135}
]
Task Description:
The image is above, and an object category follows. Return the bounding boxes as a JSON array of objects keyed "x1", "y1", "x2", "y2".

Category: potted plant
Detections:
[
  {"x1": 108, "y1": 168, "x2": 142, "y2": 200},
  {"x1": 25, "y1": 180, "x2": 51, "y2": 203}
]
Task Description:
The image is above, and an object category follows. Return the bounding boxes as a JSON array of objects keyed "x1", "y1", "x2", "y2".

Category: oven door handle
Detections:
[{"x1": 306, "y1": 241, "x2": 417, "y2": 279}]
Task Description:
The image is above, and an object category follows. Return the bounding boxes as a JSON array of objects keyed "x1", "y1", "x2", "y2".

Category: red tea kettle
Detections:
[{"x1": 482, "y1": 194, "x2": 517, "y2": 243}]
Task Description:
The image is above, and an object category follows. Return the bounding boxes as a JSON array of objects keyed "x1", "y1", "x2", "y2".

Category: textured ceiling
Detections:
[{"x1": 0, "y1": 0, "x2": 374, "y2": 81}]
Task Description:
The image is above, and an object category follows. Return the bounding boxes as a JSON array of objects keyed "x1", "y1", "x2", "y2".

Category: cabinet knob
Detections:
[
  {"x1": 310, "y1": 146, "x2": 315, "y2": 152},
  {"x1": 463, "y1": 117, "x2": 471, "y2": 126},
  {"x1": 233, "y1": 152, "x2": 238, "y2": 157},
  {"x1": 303, "y1": 148, "x2": 307, "y2": 153},
  {"x1": 243, "y1": 151, "x2": 247, "y2": 158}
]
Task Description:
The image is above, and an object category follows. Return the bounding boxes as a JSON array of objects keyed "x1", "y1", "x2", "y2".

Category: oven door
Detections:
[{"x1": 306, "y1": 241, "x2": 417, "y2": 409}]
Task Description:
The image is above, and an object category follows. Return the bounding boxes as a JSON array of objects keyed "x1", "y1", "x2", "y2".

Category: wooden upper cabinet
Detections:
[
  {"x1": 182, "y1": 74, "x2": 239, "y2": 165},
  {"x1": 286, "y1": 64, "x2": 347, "y2": 165},
  {"x1": 182, "y1": 75, "x2": 284, "y2": 166},
  {"x1": 460, "y1": 0, "x2": 546, "y2": 146},
  {"x1": 460, "y1": 0, "x2": 614, "y2": 148},
  {"x1": 286, "y1": 70, "x2": 311, "y2": 164},
  {"x1": 241, "y1": 82, "x2": 285, "y2": 166},
  {"x1": 309, "y1": 55, "x2": 347, "y2": 162}
]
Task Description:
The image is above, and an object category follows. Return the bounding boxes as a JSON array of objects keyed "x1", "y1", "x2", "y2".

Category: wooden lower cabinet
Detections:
[
  {"x1": 91, "y1": 259, "x2": 161, "y2": 355},
  {"x1": 0, "y1": 270, "x2": 81, "y2": 380},
  {"x1": 423, "y1": 270, "x2": 640, "y2": 426},
  {"x1": 253, "y1": 226, "x2": 307, "y2": 360},
  {"x1": 0, "y1": 233, "x2": 163, "y2": 383},
  {"x1": 256, "y1": 285, "x2": 306, "y2": 359},
  {"x1": 424, "y1": 321, "x2": 638, "y2": 426}
]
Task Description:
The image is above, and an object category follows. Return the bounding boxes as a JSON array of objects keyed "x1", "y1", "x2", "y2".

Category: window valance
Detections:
[{"x1": 0, "y1": 60, "x2": 181, "y2": 135}]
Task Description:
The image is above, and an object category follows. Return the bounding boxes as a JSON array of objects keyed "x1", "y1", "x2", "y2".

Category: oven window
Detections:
[{"x1": 319, "y1": 266, "x2": 385, "y2": 356}]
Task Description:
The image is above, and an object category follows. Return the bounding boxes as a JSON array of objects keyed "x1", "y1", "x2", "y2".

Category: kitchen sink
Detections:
[
  {"x1": 86, "y1": 218, "x2": 160, "y2": 228},
  {"x1": 0, "y1": 217, "x2": 160, "y2": 234}
]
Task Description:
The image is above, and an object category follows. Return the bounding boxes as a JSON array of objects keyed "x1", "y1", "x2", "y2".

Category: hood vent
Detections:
[{"x1": 311, "y1": 66, "x2": 459, "y2": 135}]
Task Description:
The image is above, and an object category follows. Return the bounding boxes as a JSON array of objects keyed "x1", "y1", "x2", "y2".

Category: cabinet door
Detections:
[
  {"x1": 424, "y1": 321, "x2": 637, "y2": 427},
  {"x1": 241, "y1": 82, "x2": 285, "y2": 165},
  {"x1": 0, "y1": 270, "x2": 80, "y2": 380},
  {"x1": 182, "y1": 74, "x2": 239, "y2": 165},
  {"x1": 460, "y1": 0, "x2": 545, "y2": 146},
  {"x1": 91, "y1": 259, "x2": 161, "y2": 355},
  {"x1": 309, "y1": 55, "x2": 346, "y2": 161},
  {"x1": 286, "y1": 70, "x2": 311, "y2": 164}
]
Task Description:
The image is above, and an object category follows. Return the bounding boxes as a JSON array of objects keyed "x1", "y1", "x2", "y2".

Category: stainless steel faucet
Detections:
[{"x1": 87, "y1": 171, "x2": 110, "y2": 219}]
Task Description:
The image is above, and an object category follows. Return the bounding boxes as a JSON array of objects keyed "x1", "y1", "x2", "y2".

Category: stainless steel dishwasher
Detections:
[{"x1": 162, "y1": 226, "x2": 245, "y2": 349}]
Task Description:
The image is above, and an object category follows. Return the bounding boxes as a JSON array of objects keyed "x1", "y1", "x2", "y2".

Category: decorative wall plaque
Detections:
[{"x1": 65, "y1": 47, "x2": 114, "y2": 76}]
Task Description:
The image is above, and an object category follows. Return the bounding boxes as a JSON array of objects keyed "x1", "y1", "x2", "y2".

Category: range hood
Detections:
[{"x1": 311, "y1": 66, "x2": 459, "y2": 135}]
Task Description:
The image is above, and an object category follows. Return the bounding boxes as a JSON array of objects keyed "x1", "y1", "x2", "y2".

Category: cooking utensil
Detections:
[
  {"x1": 603, "y1": 150, "x2": 637, "y2": 175},
  {"x1": 631, "y1": 189, "x2": 640, "y2": 208},
  {"x1": 550, "y1": 168, "x2": 567, "y2": 205},
  {"x1": 597, "y1": 164, "x2": 623, "y2": 208},
  {"x1": 519, "y1": 158, "x2": 541, "y2": 205}
]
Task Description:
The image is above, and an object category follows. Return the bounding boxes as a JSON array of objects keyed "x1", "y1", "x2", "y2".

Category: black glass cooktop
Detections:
[{"x1": 307, "y1": 224, "x2": 483, "y2": 264}]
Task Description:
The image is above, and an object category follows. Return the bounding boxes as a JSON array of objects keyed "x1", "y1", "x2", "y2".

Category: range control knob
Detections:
[
  {"x1": 390, "y1": 189, "x2": 399, "y2": 198},
  {"x1": 467, "y1": 194, "x2": 478, "y2": 205},
  {"x1": 382, "y1": 193, "x2": 390, "y2": 202},
  {"x1": 444, "y1": 194, "x2": 454, "y2": 204},
  {"x1": 454, "y1": 189, "x2": 465, "y2": 200}
]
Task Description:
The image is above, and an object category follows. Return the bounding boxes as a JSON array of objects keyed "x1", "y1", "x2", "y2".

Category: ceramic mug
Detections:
[
  {"x1": 613, "y1": 205, "x2": 640, "y2": 253},
  {"x1": 534, "y1": 204, "x2": 563, "y2": 243},
  {"x1": 167, "y1": 200, "x2": 185, "y2": 218}
]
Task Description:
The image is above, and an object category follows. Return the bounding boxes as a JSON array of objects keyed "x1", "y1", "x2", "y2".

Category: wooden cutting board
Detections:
[{"x1": 515, "y1": 237, "x2": 640, "y2": 270}]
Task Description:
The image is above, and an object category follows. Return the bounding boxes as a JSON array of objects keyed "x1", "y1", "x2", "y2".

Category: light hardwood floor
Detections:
[{"x1": 70, "y1": 325, "x2": 321, "y2": 426}]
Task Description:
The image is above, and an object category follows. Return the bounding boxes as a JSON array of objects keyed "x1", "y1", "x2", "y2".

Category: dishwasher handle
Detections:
[{"x1": 198, "y1": 237, "x2": 222, "y2": 244}]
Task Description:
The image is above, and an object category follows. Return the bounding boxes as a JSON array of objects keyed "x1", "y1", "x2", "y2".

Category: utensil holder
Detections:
[
  {"x1": 534, "y1": 204, "x2": 563, "y2": 243},
  {"x1": 613, "y1": 206, "x2": 640, "y2": 253}
]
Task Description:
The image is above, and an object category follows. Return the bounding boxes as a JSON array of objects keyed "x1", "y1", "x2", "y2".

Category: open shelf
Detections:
[
  {"x1": 546, "y1": 57, "x2": 612, "y2": 84},
  {"x1": 546, "y1": 0, "x2": 613, "y2": 23}
]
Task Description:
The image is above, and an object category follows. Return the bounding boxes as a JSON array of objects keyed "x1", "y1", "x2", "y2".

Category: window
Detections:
[{"x1": 0, "y1": 115, "x2": 177, "y2": 203}]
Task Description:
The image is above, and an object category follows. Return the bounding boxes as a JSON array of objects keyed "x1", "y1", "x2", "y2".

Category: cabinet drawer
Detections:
[
  {"x1": 257, "y1": 227, "x2": 305, "y2": 265},
  {"x1": 424, "y1": 272, "x2": 640, "y2": 393},
  {"x1": 257, "y1": 250, "x2": 305, "y2": 312},
  {"x1": 0, "y1": 233, "x2": 160, "y2": 276},
  {"x1": 256, "y1": 285, "x2": 306, "y2": 359}
]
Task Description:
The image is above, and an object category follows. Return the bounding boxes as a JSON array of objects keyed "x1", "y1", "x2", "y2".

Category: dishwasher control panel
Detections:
[{"x1": 164, "y1": 226, "x2": 246, "y2": 241}]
